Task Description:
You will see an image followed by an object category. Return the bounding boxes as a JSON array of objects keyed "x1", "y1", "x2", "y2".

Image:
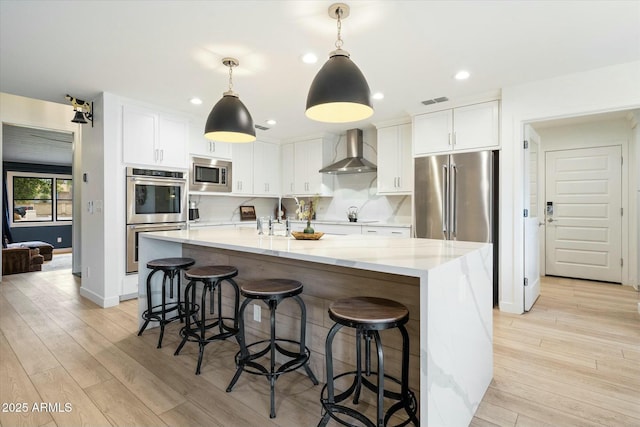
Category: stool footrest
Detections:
[
  {"x1": 177, "y1": 317, "x2": 238, "y2": 344},
  {"x1": 233, "y1": 338, "x2": 311, "y2": 378},
  {"x1": 320, "y1": 370, "x2": 418, "y2": 427}
]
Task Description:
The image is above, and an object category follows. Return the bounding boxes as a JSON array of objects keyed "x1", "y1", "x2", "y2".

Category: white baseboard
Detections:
[{"x1": 79, "y1": 286, "x2": 119, "y2": 308}]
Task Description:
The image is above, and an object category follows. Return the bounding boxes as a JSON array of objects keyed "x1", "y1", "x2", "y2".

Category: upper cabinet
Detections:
[
  {"x1": 122, "y1": 104, "x2": 188, "y2": 169},
  {"x1": 286, "y1": 138, "x2": 334, "y2": 196},
  {"x1": 376, "y1": 122, "x2": 413, "y2": 194},
  {"x1": 231, "y1": 141, "x2": 280, "y2": 196},
  {"x1": 253, "y1": 141, "x2": 280, "y2": 196},
  {"x1": 189, "y1": 137, "x2": 232, "y2": 160},
  {"x1": 413, "y1": 100, "x2": 499, "y2": 156},
  {"x1": 231, "y1": 143, "x2": 253, "y2": 194},
  {"x1": 281, "y1": 143, "x2": 295, "y2": 194}
]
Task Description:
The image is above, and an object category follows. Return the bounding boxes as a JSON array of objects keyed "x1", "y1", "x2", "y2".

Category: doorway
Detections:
[
  {"x1": 528, "y1": 111, "x2": 635, "y2": 291},
  {"x1": 544, "y1": 145, "x2": 622, "y2": 283}
]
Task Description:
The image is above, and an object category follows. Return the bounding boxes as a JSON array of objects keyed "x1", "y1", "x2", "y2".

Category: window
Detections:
[{"x1": 8, "y1": 171, "x2": 72, "y2": 226}]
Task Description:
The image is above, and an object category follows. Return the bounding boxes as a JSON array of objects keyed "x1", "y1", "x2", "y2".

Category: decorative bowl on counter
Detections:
[{"x1": 291, "y1": 231, "x2": 324, "y2": 240}]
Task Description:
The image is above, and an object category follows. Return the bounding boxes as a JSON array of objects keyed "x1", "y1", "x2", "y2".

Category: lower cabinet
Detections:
[{"x1": 362, "y1": 226, "x2": 411, "y2": 238}]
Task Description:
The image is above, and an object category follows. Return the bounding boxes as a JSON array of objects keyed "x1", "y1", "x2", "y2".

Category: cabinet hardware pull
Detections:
[{"x1": 448, "y1": 133, "x2": 452, "y2": 145}]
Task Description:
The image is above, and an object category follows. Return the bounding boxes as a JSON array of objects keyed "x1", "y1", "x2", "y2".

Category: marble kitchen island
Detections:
[{"x1": 138, "y1": 227, "x2": 493, "y2": 427}]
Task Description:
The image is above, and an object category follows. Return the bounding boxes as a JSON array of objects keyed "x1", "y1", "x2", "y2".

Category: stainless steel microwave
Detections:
[{"x1": 190, "y1": 157, "x2": 232, "y2": 192}]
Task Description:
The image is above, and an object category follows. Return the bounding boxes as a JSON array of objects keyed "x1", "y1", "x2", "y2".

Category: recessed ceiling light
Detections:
[
  {"x1": 266, "y1": 119, "x2": 277, "y2": 126},
  {"x1": 190, "y1": 97, "x2": 203, "y2": 105},
  {"x1": 372, "y1": 92, "x2": 384, "y2": 100},
  {"x1": 302, "y1": 53, "x2": 318, "y2": 64},
  {"x1": 454, "y1": 70, "x2": 470, "y2": 80}
]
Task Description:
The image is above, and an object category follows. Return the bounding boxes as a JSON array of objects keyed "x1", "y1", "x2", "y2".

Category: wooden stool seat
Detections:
[
  {"x1": 329, "y1": 296, "x2": 409, "y2": 328},
  {"x1": 185, "y1": 265, "x2": 238, "y2": 280},
  {"x1": 240, "y1": 278, "x2": 302, "y2": 299},
  {"x1": 146, "y1": 257, "x2": 196, "y2": 270},
  {"x1": 138, "y1": 257, "x2": 196, "y2": 349}
]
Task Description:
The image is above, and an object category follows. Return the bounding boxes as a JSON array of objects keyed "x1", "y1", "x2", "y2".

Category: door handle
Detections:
[
  {"x1": 451, "y1": 164, "x2": 457, "y2": 236},
  {"x1": 547, "y1": 218, "x2": 555, "y2": 223},
  {"x1": 442, "y1": 165, "x2": 448, "y2": 233}
]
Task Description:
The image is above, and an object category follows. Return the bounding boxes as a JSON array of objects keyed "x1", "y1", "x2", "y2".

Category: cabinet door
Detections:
[
  {"x1": 453, "y1": 101, "x2": 499, "y2": 151},
  {"x1": 232, "y1": 143, "x2": 253, "y2": 194},
  {"x1": 158, "y1": 116, "x2": 188, "y2": 168},
  {"x1": 413, "y1": 109, "x2": 452, "y2": 155},
  {"x1": 122, "y1": 104, "x2": 157, "y2": 165},
  {"x1": 293, "y1": 142, "x2": 310, "y2": 194},
  {"x1": 189, "y1": 137, "x2": 232, "y2": 159},
  {"x1": 281, "y1": 143, "x2": 295, "y2": 194},
  {"x1": 253, "y1": 141, "x2": 280, "y2": 195},
  {"x1": 362, "y1": 226, "x2": 411, "y2": 238},
  {"x1": 377, "y1": 124, "x2": 413, "y2": 194},
  {"x1": 396, "y1": 123, "x2": 413, "y2": 192},
  {"x1": 377, "y1": 126, "x2": 400, "y2": 193},
  {"x1": 303, "y1": 139, "x2": 325, "y2": 195}
]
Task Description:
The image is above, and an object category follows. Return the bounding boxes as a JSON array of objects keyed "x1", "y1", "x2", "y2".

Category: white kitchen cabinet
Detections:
[
  {"x1": 362, "y1": 225, "x2": 411, "y2": 238},
  {"x1": 253, "y1": 141, "x2": 280, "y2": 195},
  {"x1": 122, "y1": 104, "x2": 188, "y2": 168},
  {"x1": 189, "y1": 137, "x2": 232, "y2": 159},
  {"x1": 376, "y1": 123, "x2": 413, "y2": 194},
  {"x1": 293, "y1": 138, "x2": 333, "y2": 196},
  {"x1": 280, "y1": 143, "x2": 295, "y2": 194},
  {"x1": 413, "y1": 100, "x2": 499, "y2": 156},
  {"x1": 231, "y1": 141, "x2": 279, "y2": 196},
  {"x1": 232, "y1": 143, "x2": 253, "y2": 194}
]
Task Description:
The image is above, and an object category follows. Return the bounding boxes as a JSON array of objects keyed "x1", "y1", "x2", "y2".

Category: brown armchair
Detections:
[{"x1": 2, "y1": 246, "x2": 44, "y2": 275}]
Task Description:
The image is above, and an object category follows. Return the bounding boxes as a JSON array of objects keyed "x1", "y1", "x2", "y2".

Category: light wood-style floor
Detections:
[{"x1": 1, "y1": 270, "x2": 638, "y2": 426}]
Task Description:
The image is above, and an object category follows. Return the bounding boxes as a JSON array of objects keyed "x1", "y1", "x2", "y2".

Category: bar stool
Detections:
[
  {"x1": 226, "y1": 278, "x2": 319, "y2": 418},
  {"x1": 174, "y1": 265, "x2": 240, "y2": 375},
  {"x1": 319, "y1": 296, "x2": 419, "y2": 427},
  {"x1": 138, "y1": 257, "x2": 195, "y2": 349}
]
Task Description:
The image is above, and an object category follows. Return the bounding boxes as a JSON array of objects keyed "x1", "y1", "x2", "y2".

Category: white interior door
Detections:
[
  {"x1": 545, "y1": 146, "x2": 622, "y2": 283},
  {"x1": 524, "y1": 125, "x2": 541, "y2": 311}
]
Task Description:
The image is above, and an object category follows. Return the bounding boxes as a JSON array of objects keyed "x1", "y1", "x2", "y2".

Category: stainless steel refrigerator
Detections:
[{"x1": 414, "y1": 150, "x2": 499, "y2": 305}]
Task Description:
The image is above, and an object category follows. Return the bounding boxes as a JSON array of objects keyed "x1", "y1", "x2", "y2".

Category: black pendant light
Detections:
[
  {"x1": 204, "y1": 57, "x2": 256, "y2": 143},
  {"x1": 306, "y1": 3, "x2": 373, "y2": 123}
]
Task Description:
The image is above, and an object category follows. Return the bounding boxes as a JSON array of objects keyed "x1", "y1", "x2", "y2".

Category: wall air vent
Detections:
[
  {"x1": 254, "y1": 124, "x2": 270, "y2": 131},
  {"x1": 421, "y1": 96, "x2": 449, "y2": 105}
]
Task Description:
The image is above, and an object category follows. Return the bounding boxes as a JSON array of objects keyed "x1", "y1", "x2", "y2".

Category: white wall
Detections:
[
  {"x1": 500, "y1": 61, "x2": 640, "y2": 314},
  {"x1": 0, "y1": 93, "x2": 81, "y2": 278}
]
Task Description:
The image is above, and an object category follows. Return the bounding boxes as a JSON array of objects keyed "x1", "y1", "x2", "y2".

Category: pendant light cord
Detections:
[
  {"x1": 228, "y1": 64, "x2": 234, "y2": 91},
  {"x1": 335, "y1": 6, "x2": 344, "y2": 49}
]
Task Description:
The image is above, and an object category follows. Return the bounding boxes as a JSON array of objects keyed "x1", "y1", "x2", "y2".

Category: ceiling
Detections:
[{"x1": 1, "y1": 1, "x2": 639, "y2": 141}]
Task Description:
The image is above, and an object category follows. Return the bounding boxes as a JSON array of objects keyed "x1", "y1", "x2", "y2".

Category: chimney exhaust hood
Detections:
[{"x1": 319, "y1": 128, "x2": 377, "y2": 174}]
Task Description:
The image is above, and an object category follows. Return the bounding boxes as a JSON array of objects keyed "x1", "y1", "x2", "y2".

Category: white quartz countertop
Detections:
[
  {"x1": 143, "y1": 228, "x2": 488, "y2": 277},
  {"x1": 189, "y1": 219, "x2": 411, "y2": 228}
]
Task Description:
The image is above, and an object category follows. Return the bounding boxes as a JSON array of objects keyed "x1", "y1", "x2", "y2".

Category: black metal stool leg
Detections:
[
  {"x1": 293, "y1": 295, "x2": 319, "y2": 385},
  {"x1": 226, "y1": 297, "x2": 252, "y2": 391},
  {"x1": 269, "y1": 299, "x2": 277, "y2": 418},
  {"x1": 373, "y1": 331, "x2": 384, "y2": 427},
  {"x1": 174, "y1": 279, "x2": 194, "y2": 356},
  {"x1": 137, "y1": 268, "x2": 159, "y2": 336}
]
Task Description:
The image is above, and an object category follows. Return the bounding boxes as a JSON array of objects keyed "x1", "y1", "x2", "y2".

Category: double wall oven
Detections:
[{"x1": 126, "y1": 167, "x2": 187, "y2": 273}]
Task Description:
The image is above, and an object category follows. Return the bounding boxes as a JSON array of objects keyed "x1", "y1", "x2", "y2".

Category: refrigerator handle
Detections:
[
  {"x1": 452, "y1": 164, "x2": 458, "y2": 236},
  {"x1": 442, "y1": 164, "x2": 448, "y2": 233}
]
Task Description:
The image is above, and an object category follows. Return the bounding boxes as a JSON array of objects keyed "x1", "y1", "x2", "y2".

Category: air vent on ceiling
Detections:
[
  {"x1": 421, "y1": 96, "x2": 449, "y2": 106},
  {"x1": 254, "y1": 124, "x2": 270, "y2": 131}
]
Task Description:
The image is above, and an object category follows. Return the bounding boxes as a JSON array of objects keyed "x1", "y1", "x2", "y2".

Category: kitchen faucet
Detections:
[{"x1": 277, "y1": 194, "x2": 299, "y2": 222}]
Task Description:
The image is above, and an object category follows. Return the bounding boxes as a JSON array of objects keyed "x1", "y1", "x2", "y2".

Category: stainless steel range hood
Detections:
[{"x1": 319, "y1": 129, "x2": 377, "y2": 174}]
